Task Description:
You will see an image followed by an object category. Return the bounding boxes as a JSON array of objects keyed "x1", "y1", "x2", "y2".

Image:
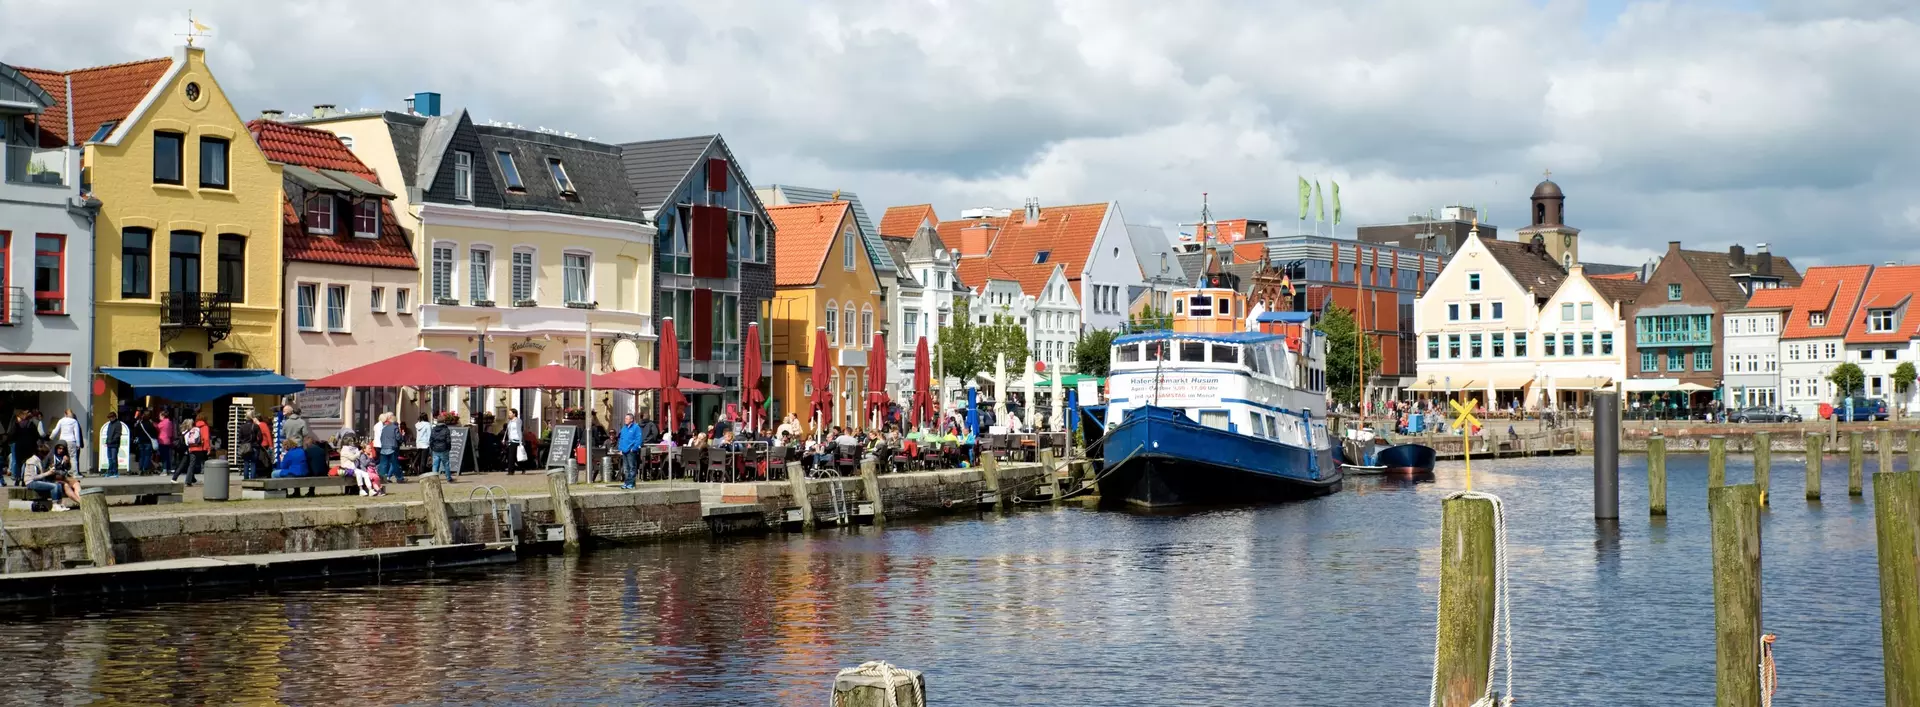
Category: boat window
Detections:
[
  {"x1": 1179, "y1": 341, "x2": 1206, "y2": 362},
  {"x1": 1145, "y1": 341, "x2": 1169, "y2": 361},
  {"x1": 1250, "y1": 346, "x2": 1270, "y2": 375},
  {"x1": 1116, "y1": 343, "x2": 1141, "y2": 363},
  {"x1": 1216, "y1": 297, "x2": 1231, "y2": 317},
  {"x1": 1212, "y1": 344, "x2": 1239, "y2": 365},
  {"x1": 1188, "y1": 295, "x2": 1212, "y2": 317},
  {"x1": 1200, "y1": 410, "x2": 1230, "y2": 431},
  {"x1": 1266, "y1": 415, "x2": 1279, "y2": 438},
  {"x1": 1173, "y1": 298, "x2": 1185, "y2": 315}
]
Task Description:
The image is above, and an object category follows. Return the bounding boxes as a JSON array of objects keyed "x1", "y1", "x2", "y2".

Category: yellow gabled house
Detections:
[
  {"x1": 26, "y1": 46, "x2": 285, "y2": 421},
  {"x1": 767, "y1": 201, "x2": 886, "y2": 430}
]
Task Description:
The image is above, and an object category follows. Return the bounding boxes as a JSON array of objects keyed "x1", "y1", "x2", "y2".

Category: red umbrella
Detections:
[
  {"x1": 659, "y1": 317, "x2": 686, "y2": 434},
  {"x1": 309, "y1": 348, "x2": 514, "y2": 388},
  {"x1": 505, "y1": 362, "x2": 603, "y2": 390},
  {"x1": 865, "y1": 331, "x2": 888, "y2": 428},
  {"x1": 912, "y1": 336, "x2": 933, "y2": 428},
  {"x1": 808, "y1": 326, "x2": 832, "y2": 433},
  {"x1": 597, "y1": 367, "x2": 721, "y2": 392},
  {"x1": 743, "y1": 322, "x2": 764, "y2": 433}
]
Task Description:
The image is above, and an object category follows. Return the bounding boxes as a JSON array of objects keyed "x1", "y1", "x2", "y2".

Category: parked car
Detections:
[
  {"x1": 1728, "y1": 406, "x2": 1801, "y2": 423},
  {"x1": 1833, "y1": 397, "x2": 1890, "y2": 422}
]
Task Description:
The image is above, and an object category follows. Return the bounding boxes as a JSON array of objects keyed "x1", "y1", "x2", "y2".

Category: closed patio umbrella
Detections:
[
  {"x1": 808, "y1": 326, "x2": 832, "y2": 436},
  {"x1": 659, "y1": 318, "x2": 686, "y2": 435}
]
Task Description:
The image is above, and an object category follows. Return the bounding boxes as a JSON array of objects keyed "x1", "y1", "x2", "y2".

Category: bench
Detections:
[
  {"x1": 238, "y1": 475, "x2": 361, "y2": 499},
  {"x1": 4, "y1": 478, "x2": 185, "y2": 511}
]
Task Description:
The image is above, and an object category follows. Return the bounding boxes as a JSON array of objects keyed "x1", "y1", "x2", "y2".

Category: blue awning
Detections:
[{"x1": 99, "y1": 368, "x2": 305, "y2": 403}]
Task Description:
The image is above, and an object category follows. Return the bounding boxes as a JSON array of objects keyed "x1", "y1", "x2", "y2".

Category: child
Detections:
[{"x1": 338, "y1": 435, "x2": 383, "y2": 497}]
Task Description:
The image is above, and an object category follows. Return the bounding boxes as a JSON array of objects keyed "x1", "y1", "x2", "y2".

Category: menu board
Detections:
[
  {"x1": 448, "y1": 425, "x2": 473, "y2": 474},
  {"x1": 545, "y1": 425, "x2": 578, "y2": 468}
]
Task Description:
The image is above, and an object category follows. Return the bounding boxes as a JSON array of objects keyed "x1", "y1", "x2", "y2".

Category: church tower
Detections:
[{"x1": 1514, "y1": 172, "x2": 1581, "y2": 271}]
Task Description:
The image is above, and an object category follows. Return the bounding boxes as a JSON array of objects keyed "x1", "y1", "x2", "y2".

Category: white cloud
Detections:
[{"x1": 2, "y1": 0, "x2": 1913, "y2": 266}]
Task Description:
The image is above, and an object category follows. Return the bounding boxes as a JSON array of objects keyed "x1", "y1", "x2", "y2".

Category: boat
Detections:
[
  {"x1": 1374, "y1": 443, "x2": 1437, "y2": 475},
  {"x1": 1096, "y1": 253, "x2": 1340, "y2": 508},
  {"x1": 1340, "y1": 427, "x2": 1387, "y2": 474}
]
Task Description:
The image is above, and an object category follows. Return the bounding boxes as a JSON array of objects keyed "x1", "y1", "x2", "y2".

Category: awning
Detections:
[
  {"x1": 0, "y1": 369, "x2": 69, "y2": 392},
  {"x1": 1406, "y1": 377, "x2": 1532, "y2": 392},
  {"x1": 1677, "y1": 382, "x2": 1715, "y2": 392},
  {"x1": 99, "y1": 368, "x2": 305, "y2": 403},
  {"x1": 1621, "y1": 378, "x2": 1684, "y2": 393},
  {"x1": 1551, "y1": 376, "x2": 1614, "y2": 391},
  {"x1": 284, "y1": 165, "x2": 354, "y2": 193},
  {"x1": 319, "y1": 169, "x2": 397, "y2": 198}
]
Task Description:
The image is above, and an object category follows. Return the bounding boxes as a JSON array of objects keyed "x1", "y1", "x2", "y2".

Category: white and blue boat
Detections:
[{"x1": 1097, "y1": 279, "x2": 1341, "y2": 508}]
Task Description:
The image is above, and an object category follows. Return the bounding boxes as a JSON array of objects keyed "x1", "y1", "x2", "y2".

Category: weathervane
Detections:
[{"x1": 178, "y1": 11, "x2": 212, "y2": 46}]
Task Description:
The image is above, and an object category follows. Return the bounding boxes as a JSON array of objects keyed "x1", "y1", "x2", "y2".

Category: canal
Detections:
[{"x1": 0, "y1": 454, "x2": 1890, "y2": 705}]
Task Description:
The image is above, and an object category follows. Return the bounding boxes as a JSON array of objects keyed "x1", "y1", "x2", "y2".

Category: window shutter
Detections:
[
  {"x1": 706, "y1": 158, "x2": 729, "y2": 192},
  {"x1": 690, "y1": 205, "x2": 730, "y2": 278},
  {"x1": 692, "y1": 288, "x2": 714, "y2": 361}
]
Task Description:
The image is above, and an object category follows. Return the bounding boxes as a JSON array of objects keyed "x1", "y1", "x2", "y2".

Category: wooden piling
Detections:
[
  {"x1": 979, "y1": 453, "x2": 1005, "y2": 511},
  {"x1": 1710, "y1": 483, "x2": 1763, "y2": 707},
  {"x1": 421, "y1": 475, "x2": 454, "y2": 545},
  {"x1": 1806, "y1": 433, "x2": 1824, "y2": 500},
  {"x1": 1852, "y1": 430, "x2": 1866, "y2": 496},
  {"x1": 832, "y1": 664, "x2": 926, "y2": 707},
  {"x1": 78, "y1": 488, "x2": 113, "y2": 567},
  {"x1": 545, "y1": 470, "x2": 582, "y2": 553},
  {"x1": 1040, "y1": 448, "x2": 1062, "y2": 506},
  {"x1": 1883, "y1": 427, "x2": 1897, "y2": 475},
  {"x1": 859, "y1": 458, "x2": 887, "y2": 526},
  {"x1": 785, "y1": 462, "x2": 816, "y2": 530},
  {"x1": 1909, "y1": 430, "x2": 1919, "y2": 475},
  {"x1": 1753, "y1": 431, "x2": 1771, "y2": 505},
  {"x1": 1874, "y1": 470, "x2": 1920, "y2": 706},
  {"x1": 1432, "y1": 495, "x2": 1496, "y2": 707},
  {"x1": 1708, "y1": 436, "x2": 1727, "y2": 489},
  {"x1": 1648, "y1": 434, "x2": 1667, "y2": 516}
]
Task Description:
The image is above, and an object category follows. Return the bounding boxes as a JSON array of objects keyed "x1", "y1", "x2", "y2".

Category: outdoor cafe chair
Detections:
[
  {"x1": 741, "y1": 445, "x2": 767, "y2": 480},
  {"x1": 834, "y1": 443, "x2": 861, "y2": 475},
  {"x1": 682, "y1": 447, "x2": 706, "y2": 482},
  {"x1": 707, "y1": 447, "x2": 733, "y2": 483}
]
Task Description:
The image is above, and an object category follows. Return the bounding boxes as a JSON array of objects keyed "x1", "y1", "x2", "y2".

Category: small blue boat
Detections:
[{"x1": 1097, "y1": 268, "x2": 1341, "y2": 508}]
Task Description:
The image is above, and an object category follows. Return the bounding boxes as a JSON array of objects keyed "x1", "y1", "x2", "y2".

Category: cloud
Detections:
[{"x1": 0, "y1": 0, "x2": 1911, "y2": 267}]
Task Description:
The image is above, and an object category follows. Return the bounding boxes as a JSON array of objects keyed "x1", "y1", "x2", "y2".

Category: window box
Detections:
[
  {"x1": 513, "y1": 299, "x2": 539, "y2": 308},
  {"x1": 434, "y1": 297, "x2": 459, "y2": 306},
  {"x1": 565, "y1": 301, "x2": 598, "y2": 310},
  {"x1": 471, "y1": 299, "x2": 496, "y2": 308}
]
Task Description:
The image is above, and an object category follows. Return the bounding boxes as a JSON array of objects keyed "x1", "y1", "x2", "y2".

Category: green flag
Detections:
[
  {"x1": 1297, "y1": 177, "x2": 1311, "y2": 221},
  {"x1": 1331, "y1": 181, "x2": 1342, "y2": 226},
  {"x1": 1314, "y1": 180, "x2": 1325, "y2": 223}
]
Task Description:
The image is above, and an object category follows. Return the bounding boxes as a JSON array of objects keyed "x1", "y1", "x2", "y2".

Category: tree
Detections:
[
  {"x1": 1827, "y1": 362, "x2": 1865, "y2": 400},
  {"x1": 1130, "y1": 305, "x2": 1172, "y2": 333},
  {"x1": 1893, "y1": 361, "x2": 1916, "y2": 419},
  {"x1": 981, "y1": 313, "x2": 1030, "y2": 375},
  {"x1": 1074, "y1": 328, "x2": 1117, "y2": 377},
  {"x1": 1316, "y1": 303, "x2": 1381, "y2": 409},
  {"x1": 938, "y1": 301, "x2": 1030, "y2": 380}
]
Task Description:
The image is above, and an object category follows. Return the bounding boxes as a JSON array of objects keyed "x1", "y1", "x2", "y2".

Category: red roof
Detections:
[
  {"x1": 878, "y1": 204, "x2": 938, "y2": 239},
  {"x1": 1781, "y1": 265, "x2": 1870, "y2": 340},
  {"x1": 250, "y1": 119, "x2": 417, "y2": 270},
  {"x1": 936, "y1": 203, "x2": 1110, "y2": 298},
  {"x1": 1742, "y1": 287, "x2": 1798, "y2": 309},
  {"x1": 17, "y1": 57, "x2": 172, "y2": 147},
  {"x1": 766, "y1": 202, "x2": 853, "y2": 287},
  {"x1": 1846, "y1": 264, "x2": 1920, "y2": 343},
  {"x1": 1590, "y1": 271, "x2": 1640, "y2": 281}
]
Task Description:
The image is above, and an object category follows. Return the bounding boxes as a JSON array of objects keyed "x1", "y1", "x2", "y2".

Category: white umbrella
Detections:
[
  {"x1": 993, "y1": 353, "x2": 1008, "y2": 429},
  {"x1": 1051, "y1": 372, "x2": 1065, "y2": 431},
  {"x1": 1020, "y1": 367, "x2": 1037, "y2": 429}
]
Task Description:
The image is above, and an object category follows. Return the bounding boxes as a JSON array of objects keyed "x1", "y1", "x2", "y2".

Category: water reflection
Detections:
[{"x1": 0, "y1": 455, "x2": 1888, "y2": 705}]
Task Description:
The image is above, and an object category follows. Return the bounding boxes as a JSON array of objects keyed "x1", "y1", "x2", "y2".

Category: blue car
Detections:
[{"x1": 1834, "y1": 397, "x2": 1889, "y2": 422}]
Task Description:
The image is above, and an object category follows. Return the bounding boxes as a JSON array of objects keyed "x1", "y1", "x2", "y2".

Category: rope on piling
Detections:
[
  {"x1": 1760, "y1": 633, "x2": 1778, "y2": 707},
  {"x1": 833, "y1": 661, "x2": 919, "y2": 707},
  {"x1": 1428, "y1": 489, "x2": 1515, "y2": 707}
]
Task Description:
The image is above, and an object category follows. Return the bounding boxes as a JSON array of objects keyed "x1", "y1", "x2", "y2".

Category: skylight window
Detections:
[
  {"x1": 496, "y1": 150, "x2": 523, "y2": 190},
  {"x1": 88, "y1": 120, "x2": 117, "y2": 142},
  {"x1": 547, "y1": 157, "x2": 575, "y2": 194},
  {"x1": 1034, "y1": 251, "x2": 1051, "y2": 264}
]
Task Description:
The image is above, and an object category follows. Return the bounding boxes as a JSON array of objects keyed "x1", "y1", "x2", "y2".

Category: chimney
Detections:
[
  {"x1": 1023, "y1": 198, "x2": 1040, "y2": 226},
  {"x1": 1668, "y1": 240, "x2": 1683, "y2": 254},
  {"x1": 403, "y1": 96, "x2": 415, "y2": 114},
  {"x1": 312, "y1": 103, "x2": 337, "y2": 118},
  {"x1": 412, "y1": 91, "x2": 442, "y2": 117},
  {"x1": 1729, "y1": 243, "x2": 1746, "y2": 268},
  {"x1": 259, "y1": 108, "x2": 284, "y2": 121},
  {"x1": 960, "y1": 223, "x2": 996, "y2": 258},
  {"x1": 1756, "y1": 243, "x2": 1773, "y2": 276}
]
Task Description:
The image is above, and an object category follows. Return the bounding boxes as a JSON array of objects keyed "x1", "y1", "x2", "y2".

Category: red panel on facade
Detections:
[
  {"x1": 692, "y1": 288, "x2": 714, "y2": 361},
  {"x1": 691, "y1": 204, "x2": 729, "y2": 278},
  {"x1": 706, "y1": 158, "x2": 729, "y2": 192}
]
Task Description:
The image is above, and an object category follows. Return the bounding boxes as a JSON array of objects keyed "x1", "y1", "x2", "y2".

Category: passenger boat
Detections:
[{"x1": 1097, "y1": 270, "x2": 1340, "y2": 507}]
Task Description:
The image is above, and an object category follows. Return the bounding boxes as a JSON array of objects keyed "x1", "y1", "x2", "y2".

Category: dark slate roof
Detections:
[
  {"x1": 385, "y1": 113, "x2": 425, "y2": 187},
  {"x1": 1126, "y1": 224, "x2": 1183, "y2": 282},
  {"x1": 768, "y1": 184, "x2": 896, "y2": 273},
  {"x1": 476, "y1": 125, "x2": 647, "y2": 222},
  {"x1": 616, "y1": 134, "x2": 717, "y2": 211},
  {"x1": 1176, "y1": 250, "x2": 1207, "y2": 286},
  {"x1": 1481, "y1": 237, "x2": 1568, "y2": 300},
  {"x1": 884, "y1": 238, "x2": 920, "y2": 288},
  {"x1": 1580, "y1": 261, "x2": 1639, "y2": 277},
  {"x1": 904, "y1": 223, "x2": 947, "y2": 262},
  {"x1": 1675, "y1": 249, "x2": 1803, "y2": 305},
  {"x1": 1588, "y1": 275, "x2": 1643, "y2": 305}
]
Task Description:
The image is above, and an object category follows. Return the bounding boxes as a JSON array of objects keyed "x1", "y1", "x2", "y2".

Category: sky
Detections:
[{"x1": 3, "y1": 0, "x2": 1914, "y2": 269}]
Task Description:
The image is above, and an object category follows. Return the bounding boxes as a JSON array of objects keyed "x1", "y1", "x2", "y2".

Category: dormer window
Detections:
[
  {"x1": 1869, "y1": 309, "x2": 1895, "y2": 333},
  {"x1": 304, "y1": 192, "x2": 335, "y2": 235},
  {"x1": 1810, "y1": 311, "x2": 1827, "y2": 327},
  {"x1": 547, "y1": 157, "x2": 575, "y2": 195},
  {"x1": 352, "y1": 198, "x2": 380, "y2": 238},
  {"x1": 496, "y1": 151, "x2": 524, "y2": 190}
]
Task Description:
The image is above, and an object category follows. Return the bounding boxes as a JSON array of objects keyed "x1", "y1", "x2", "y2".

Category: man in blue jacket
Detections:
[{"x1": 618, "y1": 413, "x2": 644, "y2": 489}]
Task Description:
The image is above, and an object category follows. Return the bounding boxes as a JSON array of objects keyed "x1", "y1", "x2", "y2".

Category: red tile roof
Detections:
[
  {"x1": 878, "y1": 204, "x2": 938, "y2": 239},
  {"x1": 1590, "y1": 271, "x2": 1640, "y2": 281},
  {"x1": 766, "y1": 202, "x2": 853, "y2": 287},
  {"x1": 249, "y1": 119, "x2": 416, "y2": 270},
  {"x1": 17, "y1": 57, "x2": 172, "y2": 147},
  {"x1": 935, "y1": 203, "x2": 1110, "y2": 298},
  {"x1": 1781, "y1": 265, "x2": 1870, "y2": 340},
  {"x1": 1846, "y1": 264, "x2": 1920, "y2": 343},
  {"x1": 1742, "y1": 287, "x2": 1798, "y2": 310}
]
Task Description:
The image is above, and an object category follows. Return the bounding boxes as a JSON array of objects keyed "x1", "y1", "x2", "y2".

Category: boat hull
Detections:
[
  {"x1": 1100, "y1": 406, "x2": 1340, "y2": 508},
  {"x1": 1375, "y1": 443, "x2": 1437, "y2": 475}
]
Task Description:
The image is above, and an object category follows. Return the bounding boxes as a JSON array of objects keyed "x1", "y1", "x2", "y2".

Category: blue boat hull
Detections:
[
  {"x1": 1375, "y1": 443, "x2": 1436, "y2": 475},
  {"x1": 1099, "y1": 405, "x2": 1341, "y2": 508}
]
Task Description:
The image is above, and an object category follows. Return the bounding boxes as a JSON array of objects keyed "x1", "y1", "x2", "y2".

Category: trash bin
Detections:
[{"x1": 202, "y1": 457, "x2": 231, "y2": 501}]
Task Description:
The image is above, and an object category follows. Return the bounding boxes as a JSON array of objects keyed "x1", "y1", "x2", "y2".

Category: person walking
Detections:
[
  {"x1": 129, "y1": 408, "x2": 155, "y2": 475},
  {"x1": 504, "y1": 408, "x2": 525, "y2": 474},
  {"x1": 429, "y1": 414, "x2": 454, "y2": 483},
  {"x1": 155, "y1": 409, "x2": 179, "y2": 480},
  {"x1": 280, "y1": 405, "x2": 309, "y2": 449},
  {"x1": 175, "y1": 413, "x2": 211, "y2": 486},
  {"x1": 10, "y1": 410, "x2": 39, "y2": 486},
  {"x1": 618, "y1": 413, "x2": 643, "y2": 489},
  {"x1": 99, "y1": 411, "x2": 127, "y2": 478},
  {"x1": 412, "y1": 412, "x2": 432, "y2": 480},
  {"x1": 375, "y1": 412, "x2": 404, "y2": 484}
]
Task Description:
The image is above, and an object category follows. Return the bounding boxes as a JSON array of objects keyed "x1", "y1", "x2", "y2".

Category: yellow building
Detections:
[
  {"x1": 767, "y1": 201, "x2": 886, "y2": 430},
  {"x1": 29, "y1": 47, "x2": 286, "y2": 420}
]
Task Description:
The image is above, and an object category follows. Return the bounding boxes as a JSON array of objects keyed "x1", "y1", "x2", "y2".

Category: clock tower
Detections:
[{"x1": 1514, "y1": 171, "x2": 1581, "y2": 272}]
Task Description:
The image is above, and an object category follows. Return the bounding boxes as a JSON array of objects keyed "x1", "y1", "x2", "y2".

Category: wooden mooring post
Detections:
[
  {"x1": 421, "y1": 475, "x2": 454, "y2": 545},
  {"x1": 1710, "y1": 483, "x2": 1763, "y2": 707},
  {"x1": 1647, "y1": 434, "x2": 1667, "y2": 516},
  {"x1": 859, "y1": 458, "x2": 887, "y2": 526},
  {"x1": 1876, "y1": 469, "x2": 1920, "y2": 705},
  {"x1": 1882, "y1": 427, "x2": 1897, "y2": 475},
  {"x1": 546, "y1": 470, "x2": 582, "y2": 553},
  {"x1": 1753, "y1": 431, "x2": 1771, "y2": 505},
  {"x1": 1909, "y1": 430, "x2": 1919, "y2": 475},
  {"x1": 786, "y1": 462, "x2": 816, "y2": 531},
  {"x1": 1851, "y1": 430, "x2": 1866, "y2": 496},
  {"x1": 1432, "y1": 495, "x2": 1496, "y2": 707},
  {"x1": 78, "y1": 487, "x2": 114, "y2": 567},
  {"x1": 1707, "y1": 436, "x2": 1727, "y2": 489},
  {"x1": 832, "y1": 663, "x2": 926, "y2": 707},
  {"x1": 1806, "y1": 433, "x2": 1824, "y2": 500}
]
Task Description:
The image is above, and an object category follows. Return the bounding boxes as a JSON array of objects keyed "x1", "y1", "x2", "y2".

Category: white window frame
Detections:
[
  {"x1": 562, "y1": 250, "x2": 592, "y2": 304},
  {"x1": 547, "y1": 157, "x2": 576, "y2": 194},
  {"x1": 825, "y1": 300, "x2": 839, "y2": 345},
  {"x1": 860, "y1": 304, "x2": 874, "y2": 347},
  {"x1": 295, "y1": 283, "x2": 318, "y2": 331},
  {"x1": 304, "y1": 192, "x2": 335, "y2": 235},
  {"x1": 430, "y1": 242, "x2": 457, "y2": 302},
  {"x1": 844, "y1": 305, "x2": 857, "y2": 347},
  {"x1": 1869, "y1": 309, "x2": 1896, "y2": 333},
  {"x1": 395, "y1": 287, "x2": 412, "y2": 315},
  {"x1": 843, "y1": 224, "x2": 856, "y2": 271},
  {"x1": 510, "y1": 247, "x2": 537, "y2": 304},
  {"x1": 1811, "y1": 312, "x2": 1827, "y2": 327},
  {"x1": 325, "y1": 283, "x2": 350, "y2": 332},
  {"x1": 468, "y1": 246, "x2": 493, "y2": 303},
  {"x1": 370, "y1": 286, "x2": 386, "y2": 313},
  {"x1": 352, "y1": 198, "x2": 379, "y2": 238},
  {"x1": 453, "y1": 151, "x2": 473, "y2": 201}
]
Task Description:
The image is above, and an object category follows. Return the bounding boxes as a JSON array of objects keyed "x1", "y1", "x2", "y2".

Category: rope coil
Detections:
[
  {"x1": 833, "y1": 661, "x2": 920, "y2": 707},
  {"x1": 1760, "y1": 633, "x2": 1778, "y2": 707},
  {"x1": 1428, "y1": 490, "x2": 1515, "y2": 707}
]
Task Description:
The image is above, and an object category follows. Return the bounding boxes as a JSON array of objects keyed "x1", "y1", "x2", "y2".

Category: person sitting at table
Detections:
[{"x1": 272, "y1": 439, "x2": 309, "y2": 479}]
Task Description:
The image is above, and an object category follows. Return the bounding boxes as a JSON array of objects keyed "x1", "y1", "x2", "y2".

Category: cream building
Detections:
[
  {"x1": 1533, "y1": 265, "x2": 1635, "y2": 408},
  {"x1": 1415, "y1": 231, "x2": 1565, "y2": 409}
]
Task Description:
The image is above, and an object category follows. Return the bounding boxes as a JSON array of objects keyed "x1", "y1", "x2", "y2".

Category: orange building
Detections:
[{"x1": 765, "y1": 202, "x2": 887, "y2": 429}]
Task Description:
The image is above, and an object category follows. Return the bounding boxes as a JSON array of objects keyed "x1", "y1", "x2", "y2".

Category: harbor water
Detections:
[{"x1": 0, "y1": 454, "x2": 1890, "y2": 705}]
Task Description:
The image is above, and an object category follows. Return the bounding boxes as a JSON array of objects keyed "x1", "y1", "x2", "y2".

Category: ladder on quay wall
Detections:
[
  {"x1": 467, "y1": 485, "x2": 519, "y2": 547},
  {"x1": 810, "y1": 468, "x2": 851, "y2": 525}
]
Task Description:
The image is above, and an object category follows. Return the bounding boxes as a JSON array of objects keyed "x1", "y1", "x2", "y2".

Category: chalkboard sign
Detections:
[
  {"x1": 448, "y1": 425, "x2": 473, "y2": 475},
  {"x1": 545, "y1": 425, "x2": 578, "y2": 468}
]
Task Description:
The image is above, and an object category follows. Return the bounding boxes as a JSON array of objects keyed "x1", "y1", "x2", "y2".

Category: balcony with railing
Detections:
[
  {"x1": 4, "y1": 144, "x2": 68, "y2": 187},
  {"x1": 0, "y1": 287, "x2": 22, "y2": 326},
  {"x1": 161, "y1": 292, "x2": 234, "y2": 345},
  {"x1": 1635, "y1": 314, "x2": 1714, "y2": 347}
]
